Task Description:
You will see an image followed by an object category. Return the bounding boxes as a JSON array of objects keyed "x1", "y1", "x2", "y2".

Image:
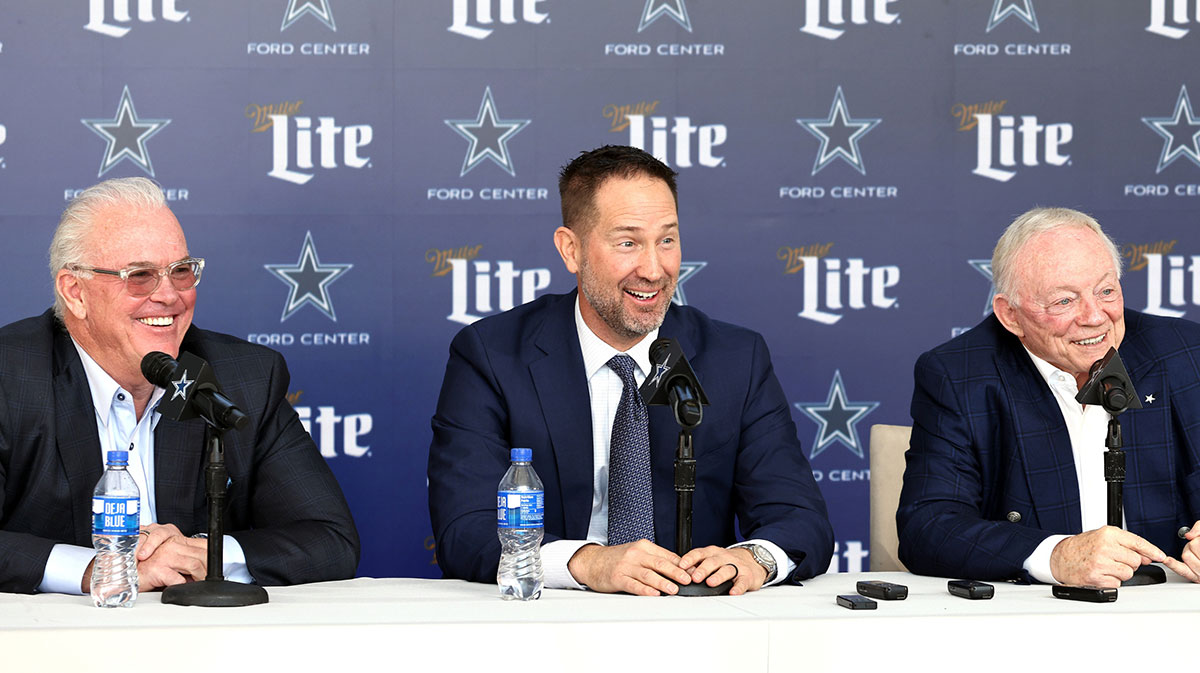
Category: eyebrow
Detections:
[{"x1": 121, "y1": 256, "x2": 192, "y2": 268}]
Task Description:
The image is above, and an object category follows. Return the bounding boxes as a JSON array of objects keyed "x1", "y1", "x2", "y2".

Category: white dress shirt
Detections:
[
  {"x1": 37, "y1": 341, "x2": 252, "y2": 594},
  {"x1": 1020, "y1": 347, "x2": 1122, "y2": 584},
  {"x1": 539, "y1": 299, "x2": 794, "y2": 589}
]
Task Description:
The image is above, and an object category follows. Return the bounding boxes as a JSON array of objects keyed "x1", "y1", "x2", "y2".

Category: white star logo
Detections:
[
  {"x1": 672, "y1": 261, "x2": 706, "y2": 307},
  {"x1": 797, "y1": 86, "x2": 881, "y2": 176},
  {"x1": 639, "y1": 0, "x2": 692, "y2": 32},
  {"x1": 170, "y1": 369, "x2": 194, "y2": 402},
  {"x1": 81, "y1": 85, "x2": 170, "y2": 178},
  {"x1": 795, "y1": 370, "x2": 879, "y2": 459},
  {"x1": 1142, "y1": 85, "x2": 1200, "y2": 174},
  {"x1": 445, "y1": 87, "x2": 531, "y2": 177},
  {"x1": 264, "y1": 231, "x2": 353, "y2": 322},
  {"x1": 649, "y1": 362, "x2": 671, "y2": 388},
  {"x1": 968, "y1": 259, "x2": 996, "y2": 317},
  {"x1": 1145, "y1": 394, "x2": 1156, "y2": 404},
  {"x1": 282, "y1": 0, "x2": 336, "y2": 31},
  {"x1": 987, "y1": 0, "x2": 1039, "y2": 33}
]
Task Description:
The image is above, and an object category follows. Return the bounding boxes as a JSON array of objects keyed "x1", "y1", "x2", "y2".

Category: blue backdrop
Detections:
[{"x1": 1, "y1": 0, "x2": 1199, "y2": 578}]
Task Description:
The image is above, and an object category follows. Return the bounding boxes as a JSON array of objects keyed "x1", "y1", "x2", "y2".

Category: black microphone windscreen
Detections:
[{"x1": 141, "y1": 351, "x2": 178, "y2": 388}]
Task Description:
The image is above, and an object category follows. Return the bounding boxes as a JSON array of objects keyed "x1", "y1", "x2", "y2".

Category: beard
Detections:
[{"x1": 578, "y1": 259, "x2": 675, "y2": 341}]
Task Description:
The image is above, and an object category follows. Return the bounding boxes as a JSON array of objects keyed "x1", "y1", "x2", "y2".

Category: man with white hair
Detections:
[
  {"x1": 898, "y1": 207, "x2": 1200, "y2": 587},
  {"x1": 0, "y1": 177, "x2": 359, "y2": 594}
]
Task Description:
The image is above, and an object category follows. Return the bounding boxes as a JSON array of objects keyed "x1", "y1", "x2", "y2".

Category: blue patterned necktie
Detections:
[{"x1": 606, "y1": 354, "x2": 655, "y2": 546}]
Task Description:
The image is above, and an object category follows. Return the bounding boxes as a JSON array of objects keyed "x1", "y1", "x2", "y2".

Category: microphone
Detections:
[
  {"x1": 639, "y1": 338, "x2": 709, "y2": 428},
  {"x1": 141, "y1": 351, "x2": 250, "y2": 431},
  {"x1": 1075, "y1": 347, "x2": 1142, "y2": 415}
]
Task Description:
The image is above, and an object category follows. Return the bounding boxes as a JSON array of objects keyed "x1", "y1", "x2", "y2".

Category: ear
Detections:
[
  {"x1": 553, "y1": 226, "x2": 581, "y2": 275},
  {"x1": 56, "y1": 269, "x2": 87, "y2": 320},
  {"x1": 992, "y1": 294, "x2": 1024, "y2": 338}
]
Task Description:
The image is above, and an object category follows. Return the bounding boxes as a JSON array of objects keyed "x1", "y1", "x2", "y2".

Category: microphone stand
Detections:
[{"x1": 671, "y1": 421, "x2": 733, "y2": 597}]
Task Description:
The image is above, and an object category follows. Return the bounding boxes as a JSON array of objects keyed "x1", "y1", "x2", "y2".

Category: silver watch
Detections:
[{"x1": 743, "y1": 544, "x2": 777, "y2": 583}]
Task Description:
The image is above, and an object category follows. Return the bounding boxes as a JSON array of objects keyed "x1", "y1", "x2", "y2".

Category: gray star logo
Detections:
[
  {"x1": 987, "y1": 0, "x2": 1039, "y2": 32},
  {"x1": 170, "y1": 369, "x2": 194, "y2": 402},
  {"x1": 81, "y1": 85, "x2": 170, "y2": 178},
  {"x1": 797, "y1": 86, "x2": 881, "y2": 176},
  {"x1": 639, "y1": 0, "x2": 692, "y2": 32},
  {"x1": 968, "y1": 259, "x2": 995, "y2": 317},
  {"x1": 794, "y1": 370, "x2": 879, "y2": 459},
  {"x1": 445, "y1": 87, "x2": 530, "y2": 177},
  {"x1": 672, "y1": 261, "x2": 706, "y2": 306},
  {"x1": 282, "y1": 0, "x2": 336, "y2": 31},
  {"x1": 264, "y1": 231, "x2": 353, "y2": 322},
  {"x1": 1142, "y1": 85, "x2": 1200, "y2": 174}
]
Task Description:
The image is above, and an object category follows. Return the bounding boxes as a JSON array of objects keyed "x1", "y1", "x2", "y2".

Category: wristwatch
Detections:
[{"x1": 742, "y1": 544, "x2": 778, "y2": 583}]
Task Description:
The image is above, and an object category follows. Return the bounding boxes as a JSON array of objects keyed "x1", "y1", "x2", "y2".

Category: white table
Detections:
[{"x1": 2, "y1": 570, "x2": 1196, "y2": 672}]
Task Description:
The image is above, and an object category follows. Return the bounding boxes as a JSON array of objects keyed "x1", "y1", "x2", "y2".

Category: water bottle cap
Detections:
[
  {"x1": 106, "y1": 450, "x2": 129, "y2": 464},
  {"x1": 510, "y1": 447, "x2": 532, "y2": 462}
]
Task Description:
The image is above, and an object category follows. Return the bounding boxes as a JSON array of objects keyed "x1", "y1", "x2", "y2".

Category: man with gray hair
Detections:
[
  {"x1": 0, "y1": 177, "x2": 359, "y2": 594},
  {"x1": 898, "y1": 207, "x2": 1200, "y2": 587}
]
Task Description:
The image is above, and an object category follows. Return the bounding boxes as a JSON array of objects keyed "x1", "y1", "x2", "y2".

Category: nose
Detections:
[
  {"x1": 637, "y1": 246, "x2": 664, "y2": 282},
  {"x1": 1076, "y1": 293, "x2": 1105, "y2": 326},
  {"x1": 147, "y1": 271, "x2": 182, "y2": 305}
]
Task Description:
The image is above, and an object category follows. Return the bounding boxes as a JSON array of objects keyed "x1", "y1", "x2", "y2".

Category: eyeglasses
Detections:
[{"x1": 68, "y1": 257, "x2": 205, "y2": 297}]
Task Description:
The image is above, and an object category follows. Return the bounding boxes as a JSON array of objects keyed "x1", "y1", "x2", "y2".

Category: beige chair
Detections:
[{"x1": 869, "y1": 424, "x2": 912, "y2": 572}]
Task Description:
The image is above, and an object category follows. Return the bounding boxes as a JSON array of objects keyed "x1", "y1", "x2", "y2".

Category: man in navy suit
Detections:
[
  {"x1": 429, "y1": 146, "x2": 832, "y2": 595},
  {"x1": 0, "y1": 177, "x2": 359, "y2": 595},
  {"x1": 898, "y1": 207, "x2": 1200, "y2": 587}
]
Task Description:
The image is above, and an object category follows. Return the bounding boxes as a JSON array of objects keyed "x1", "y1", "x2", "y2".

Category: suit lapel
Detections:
[
  {"x1": 528, "y1": 294, "x2": 595, "y2": 539},
  {"x1": 51, "y1": 330, "x2": 104, "y2": 546},
  {"x1": 1112, "y1": 310, "x2": 1166, "y2": 531}
]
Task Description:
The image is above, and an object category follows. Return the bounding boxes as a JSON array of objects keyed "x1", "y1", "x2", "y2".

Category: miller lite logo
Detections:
[
  {"x1": 448, "y1": 0, "x2": 549, "y2": 40},
  {"x1": 793, "y1": 256, "x2": 899, "y2": 325},
  {"x1": 799, "y1": 0, "x2": 900, "y2": 40},
  {"x1": 971, "y1": 112, "x2": 1072, "y2": 182},
  {"x1": 448, "y1": 258, "x2": 551, "y2": 325},
  {"x1": 627, "y1": 114, "x2": 727, "y2": 168},
  {"x1": 1147, "y1": 0, "x2": 1200, "y2": 39},
  {"x1": 267, "y1": 113, "x2": 373, "y2": 185},
  {"x1": 0, "y1": 123, "x2": 6, "y2": 169},
  {"x1": 85, "y1": 0, "x2": 189, "y2": 38},
  {"x1": 1144, "y1": 253, "x2": 1200, "y2": 318}
]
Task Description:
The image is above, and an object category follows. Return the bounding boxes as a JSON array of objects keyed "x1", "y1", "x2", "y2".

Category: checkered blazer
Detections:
[{"x1": 897, "y1": 310, "x2": 1200, "y2": 581}]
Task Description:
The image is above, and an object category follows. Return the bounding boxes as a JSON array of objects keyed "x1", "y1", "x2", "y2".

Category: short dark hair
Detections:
[{"x1": 558, "y1": 145, "x2": 678, "y2": 233}]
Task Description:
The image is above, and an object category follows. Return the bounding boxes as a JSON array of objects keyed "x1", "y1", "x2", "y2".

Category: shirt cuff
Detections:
[
  {"x1": 540, "y1": 539, "x2": 594, "y2": 590},
  {"x1": 39, "y1": 544, "x2": 96, "y2": 595},
  {"x1": 731, "y1": 539, "x2": 796, "y2": 587},
  {"x1": 1023, "y1": 534, "x2": 1069, "y2": 584},
  {"x1": 222, "y1": 535, "x2": 254, "y2": 584}
]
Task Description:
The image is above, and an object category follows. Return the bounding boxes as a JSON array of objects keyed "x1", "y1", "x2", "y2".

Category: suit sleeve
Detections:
[
  {"x1": 428, "y1": 325, "x2": 550, "y2": 583},
  {"x1": 732, "y1": 334, "x2": 834, "y2": 582},
  {"x1": 0, "y1": 425, "x2": 59, "y2": 594},
  {"x1": 897, "y1": 350, "x2": 1049, "y2": 580},
  {"x1": 226, "y1": 351, "x2": 360, "y2": 585}
]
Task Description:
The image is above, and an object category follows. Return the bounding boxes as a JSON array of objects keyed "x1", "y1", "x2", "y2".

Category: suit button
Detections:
[
  {"x1": 1180, "y1": 527, "x2": 1191, "y2": 539},
  {"x1": 1006, "y1": 511, "x2": 1022, "y2": 523}
]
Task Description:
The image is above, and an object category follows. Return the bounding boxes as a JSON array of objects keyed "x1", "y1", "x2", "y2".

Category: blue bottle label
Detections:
[
  {"x1": 497, "y1": 490, "x2": 544, "y2": 529},
  {"x1": 92, "y1": 497, "x2": 140, "y2": 535}
]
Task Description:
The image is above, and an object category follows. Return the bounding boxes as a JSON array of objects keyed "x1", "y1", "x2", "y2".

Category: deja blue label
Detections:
[
  {"x1": 497, "y1": 490, "x2": 544, "y2": 529},
  {"x1": 92, "y1": 497, "x2": 140, "y2": 535}
]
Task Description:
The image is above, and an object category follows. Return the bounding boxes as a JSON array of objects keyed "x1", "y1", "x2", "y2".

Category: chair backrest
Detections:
[{"x1": 868, "y1": 424, "x2": 912, "y2": 572}]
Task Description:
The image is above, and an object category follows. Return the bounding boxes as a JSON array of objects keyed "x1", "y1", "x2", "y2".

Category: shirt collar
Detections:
[
  {"x1": 574, "y1": 296, "x2": 657, "y2": 380},
  {"x1": 1022, "y1": 345, "x2": 1079, "y2": 393},
  {"x1": 71, "y1": 337, "x2": 165, "y2": 425}
]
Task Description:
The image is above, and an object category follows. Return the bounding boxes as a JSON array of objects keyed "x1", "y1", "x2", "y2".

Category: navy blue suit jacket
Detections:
[
  {"x1": 898, "y1": 310, "x2": 1200, "y2": 580},
  {"x1": 428, "y1": 291, "x2": 833, "y2": 584},
  {"x1": 0, "y1": 310, "x2": 360, "y2": 594}
]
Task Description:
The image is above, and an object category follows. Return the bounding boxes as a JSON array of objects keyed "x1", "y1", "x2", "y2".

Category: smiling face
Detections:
[
  {"x1": 554, "y1": 174, "x2": 680, "y2": 351},
  {"x1": 993, "y1": 225, "x2": 1125, "y2": 387},
  {"x1": 57, "y1": 203, "x2": 195, "y2": 393}
]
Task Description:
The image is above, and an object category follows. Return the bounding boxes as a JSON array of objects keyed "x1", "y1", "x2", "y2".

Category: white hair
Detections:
[
  {"x1": 991, "y1": 207, "x2": 1122, "y2": 306},
  {"x1": 50, "y1": 177, "x2": 167, "y2": 319}
]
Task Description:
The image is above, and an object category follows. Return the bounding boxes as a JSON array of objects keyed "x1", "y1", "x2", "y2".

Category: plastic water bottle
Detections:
[
  {"x1": 497, "y1": 447, "x2": 544, "y2": 600},
  {"x1": 91, "y1": 450, "x2": 140, "y2": 608}
]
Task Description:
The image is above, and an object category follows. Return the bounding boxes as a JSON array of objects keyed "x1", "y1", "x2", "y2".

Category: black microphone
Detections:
[
  {"x1": 639, "y1": 338, "x2": 709, "y2": 428},
  {"x1": 141, "y1": 351, "x2": 250, "y2": 431},
  {"x1": 1075, "y1": 347, "x2": 1142, "y2": 415}
]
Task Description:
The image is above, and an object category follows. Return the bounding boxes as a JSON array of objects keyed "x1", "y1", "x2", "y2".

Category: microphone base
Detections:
[
  {"x1": 672, "y1": 578, "x2": 734, "y2": 596},
  {"x1": 161, "y1": 579, "x2": 269, "y2": 607},
  {"x1": 1121, "y1": 565, "x2": 1167, "y2": 587}
]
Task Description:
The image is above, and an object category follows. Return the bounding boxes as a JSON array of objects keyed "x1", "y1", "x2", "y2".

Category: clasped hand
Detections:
[{"x1": 567, "y1": 539, "x2": 769, "y2": 596}]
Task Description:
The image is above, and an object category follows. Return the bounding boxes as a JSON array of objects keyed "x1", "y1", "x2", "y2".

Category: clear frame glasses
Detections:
[{"x1": 68, "y1": 257, "x2": 205, "y2": 297}]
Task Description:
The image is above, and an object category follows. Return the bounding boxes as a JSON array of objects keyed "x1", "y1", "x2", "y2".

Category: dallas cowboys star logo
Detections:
[
  {"x1": 445, "y1": 87, "x2": 530, "y2": 177},
  {"x1": 797, "y1": 86, "x2": 881, "y2": 176},
  {"x1": 282, "y1": 0, "x2": 336, "y2": 31},
  {"x1": 795, "y1": 370, "x2": 879, "y2": 459},
  {"x1": 672, "y1": 261, "x2": 706, "y2": 306},
  {"x1": 170, "y1": 369, "x2": 194, "y2": 402},
  {"x1": 639, "y1": 0, "x2": 692, "y2": 32},
  {"x1": 1142, "y1": 85, "x2": 1200, "y2": 174},
  {"x1": 1145, "y1": 394, "x2": 1156, "y2": 404},
  {"x1": 81, "y1": 85, "x2": 170, "y2": 178},
  {"x1": 649, "y1": 362, "x2": 671, "y2": 388},
  {"x1": 987, "y1": 0, "x2": 1039, "y2": 33},
  {"x1": 968, "y1": 259, "x2": 995, "y2": 317},
  {"x1": 264, "y1": 231, "x2": 353, "y2": 322}
]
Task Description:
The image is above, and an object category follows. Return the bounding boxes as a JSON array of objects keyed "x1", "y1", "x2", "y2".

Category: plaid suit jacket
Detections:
[
  {"x1": 897, "y1": 309, "x2": 1200, "y2": 581},
  {"x1": 0, "y1": 310, "x2": 359, "y2": 594}
]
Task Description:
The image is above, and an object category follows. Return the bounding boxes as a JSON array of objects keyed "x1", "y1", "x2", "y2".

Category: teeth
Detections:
[
  {"x1": 138, "y1": 316, "x2": 174, "y2": 327},
  {"x1": 626, "y1": 290, "x2": 657, "y2": 300},
  {"x1": 1074, "y1": 335, "x2": 1104, "y2": 345}
]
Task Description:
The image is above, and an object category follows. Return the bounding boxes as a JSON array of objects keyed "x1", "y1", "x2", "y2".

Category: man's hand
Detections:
[
  {"x1": 567, "y1": 540, "x2": 692, "y2": 596},
  {"x1": 1164, "y1": 520, "x2": 1200, "y2": 583},
  {"x1": 1050, "y1": 526, "x2": 1166, "y2": 587},
  {"x1": 135, "y1": 523, "x2": 208, "y2": 591},
  {"x1": 679, "y1": 546, "x2": 767, "y2": 596}
]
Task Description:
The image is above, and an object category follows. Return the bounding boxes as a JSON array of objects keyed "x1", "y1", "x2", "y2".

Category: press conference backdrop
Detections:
[{"x1": 1, "y1": 1, "x2": 1199, "y2": 579}]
